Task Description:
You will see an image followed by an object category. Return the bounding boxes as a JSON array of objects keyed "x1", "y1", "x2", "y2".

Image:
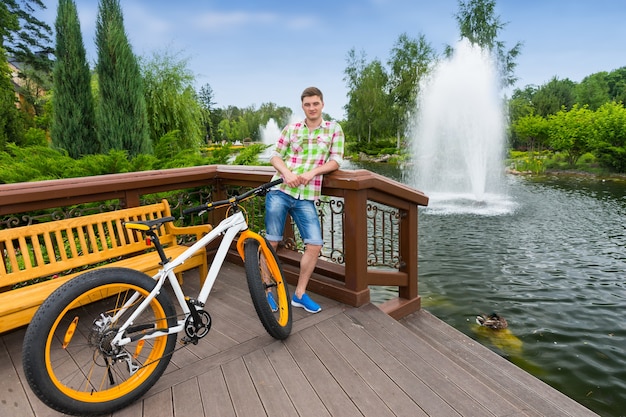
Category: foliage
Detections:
[
  {"x1": 205, "y1": 145, "x2": 232, "y2": 165},
  {"x1": 154, "y1": 130, "x2": 185, "y2": 160},
  {"x1": 592, "y1": 102, "x2": 626, "y2": 171},
  {"x1": 197, "y1": 83, "x2": 216, "y2": 143},
  {"x1": 141, "y1": 50, "x2": 204, "y2": 149},
  {"x1": 507, "y1": 150, "x2": 546, "y2": 174},
  {"x1": 387, "y1": 33, "x2": 436, "y2": 131},
  {"x1": 1, "y1": 0, "x2": 53, "y2": 86},
  {"x1": 532, "y1": 77, "x2": 577, "y2": 117},
  {"x1": 347, "y1": 138, "x2": 398, "y2": 157},
  {"x1": 0, "y1": 45, "x2": 24, "y2": 149},
  {"x1": 51, "y1": 0, "x2": 98, "y2": 158},
  {"x1": 344, "y1": 50, "x2": 394, "y2": 142},
  {"x1": 547, "y1": 104, "x2": 595, "y2": 167},
  {"x1": 575, "y1": 72, "x2": 610, "y2": 110},
  {"x1": 217, "y1": 116, "x2": 251, "y2": 142},
  {"x1": 511, "y1": 114, "x2": 549, "y2": 151},
  {"x1": 233, "y1": 143, "x2": 267, "y2": 165},
  {"x1": 22, "y1": 127, "x2": 47, "y2": 146},
  {"x1": 95, "y1": 0, "x2": 151, "y2": 156},
  {"x1": 211, "y1": 103, "x2": 291, "y2": 143},
  {"x1": 0, "y1": 143, "x2": 73, "y2": 182},
  {"x1": 454, "y1": 0, "x2": 522, "y2": 87}
]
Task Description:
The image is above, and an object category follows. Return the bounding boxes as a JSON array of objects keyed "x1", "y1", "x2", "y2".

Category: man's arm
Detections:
[
  {"x1": 270, "y1": 155, "x2": 301, "y2": 187},
  {"x1": 299, "y1": 160, "x2": 339, "y2": 185}
]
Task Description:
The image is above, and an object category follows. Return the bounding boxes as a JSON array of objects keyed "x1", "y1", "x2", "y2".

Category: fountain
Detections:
[
  {"x1": 408, "y1": 39, "x2": 512, "y2": 215},
  {"x1": 259, "y1": 118, "x2": 282, "y2": 161}
]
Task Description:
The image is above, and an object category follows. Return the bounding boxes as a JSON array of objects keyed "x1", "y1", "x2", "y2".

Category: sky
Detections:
[{"x1": 37, "y1": 0, "x2": 626, "y2": 120}]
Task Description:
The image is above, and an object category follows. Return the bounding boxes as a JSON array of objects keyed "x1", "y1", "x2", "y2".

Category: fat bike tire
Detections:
[
  {"x1": 22, "y1": 267, "x2": 177, "y2": 416},
  {"x1": 244, "y1": 238, "x2": 292, "y2": 340}
]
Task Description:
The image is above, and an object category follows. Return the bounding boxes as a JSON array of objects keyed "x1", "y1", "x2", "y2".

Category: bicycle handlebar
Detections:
[{"x1": 182, "y1": 178, "x2": 284, "y2": 216}]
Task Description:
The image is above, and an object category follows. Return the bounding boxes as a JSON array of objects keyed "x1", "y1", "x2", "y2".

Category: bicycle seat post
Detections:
[{"x1": 146, "y1": 230, "x2": 171, "y2": 266}]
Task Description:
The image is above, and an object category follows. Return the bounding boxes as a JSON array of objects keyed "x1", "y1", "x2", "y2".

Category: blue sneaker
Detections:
[
  {"x1": 291, "y1": 293, "x2": 321, "y2": 313},
  {"x1": 267, "y1": 292, "x2": 278, "y2": 312}
]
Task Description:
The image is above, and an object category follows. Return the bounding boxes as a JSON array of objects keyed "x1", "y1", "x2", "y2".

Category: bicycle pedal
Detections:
[{"x1": 180, "y1": 336, "x2": 199, "y2": 345}]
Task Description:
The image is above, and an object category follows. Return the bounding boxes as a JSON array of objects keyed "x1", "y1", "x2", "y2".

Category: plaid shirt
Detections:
[{"x1": 270, "y1": 119, "x2": 344, "y2": 200}]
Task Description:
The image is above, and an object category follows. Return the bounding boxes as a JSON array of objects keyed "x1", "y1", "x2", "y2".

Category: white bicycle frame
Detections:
[{"x1": 111, "y1": 210, "x2": 250, "y2": 348}]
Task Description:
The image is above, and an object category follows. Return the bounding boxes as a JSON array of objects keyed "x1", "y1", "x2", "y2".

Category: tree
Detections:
[
  {"x1": 547, "y1": 104, "x2": 595, "y2": 167},
  {"x1": 198, "y1": 83, "x2": 216, "y2": 143},
  {"x1": 533, "y1": 77, "x2": 576, "y2": 117},
  {"x1": 1, "y1": 0, "x2": 53, "y2": 87},
  {"x1": 592, "y1": 101, "x2": 626, "y2": 172},
  {"x1": 454, "y1": 0, "x2": 522, "y2": 87},
  {"x1": 343, "y1": 49, "x2": 393, "y2": 143},
  {"x1": 606, "y1": 67, "x2": 626, "y2": 104},
  {"x1": 575, "y1": 72, "x2": 610, "y2": 110},
  {"x1": 95, "y1": 0, "x2": 151, "y2": 156},
  {"x1": 511, "y1": 114, "x2": 549, "y2": 151},
  {"x1": 141, "y1": 50, "x2": 204, "y2": 150},
  {"x1": 0, "y1": 45, "x2": 24, "y2": 149},
  {"x1": 387, "y1": 33, "x2": 436, "y2": 142},
  {"x1": 51, "y1": 0, "x2": 98, "y2": 158}
]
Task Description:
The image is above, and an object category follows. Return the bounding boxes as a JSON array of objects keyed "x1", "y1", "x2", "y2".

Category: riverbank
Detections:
[{"x1": 506, "y1": 168, "x2": 626, "y2": 183}]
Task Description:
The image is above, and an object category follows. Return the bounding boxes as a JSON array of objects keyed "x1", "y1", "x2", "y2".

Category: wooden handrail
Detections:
[{"x1": 0, "y1": 165, "x2": 429, "y2": 319}]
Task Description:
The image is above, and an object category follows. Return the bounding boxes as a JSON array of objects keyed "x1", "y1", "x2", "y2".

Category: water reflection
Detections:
[{"x1": 347, "y1": 161, "x2": 626, "y2": 417}]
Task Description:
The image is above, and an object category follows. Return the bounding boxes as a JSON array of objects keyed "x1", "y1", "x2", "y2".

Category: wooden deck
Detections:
[{"x1": 0, "y1": 263, "x2": 598, "y2": 417}]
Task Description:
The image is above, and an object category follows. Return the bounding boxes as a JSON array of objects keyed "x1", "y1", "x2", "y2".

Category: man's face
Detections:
[{"x1": 302, "y1": 95, "x2": 324, "y2": 120}]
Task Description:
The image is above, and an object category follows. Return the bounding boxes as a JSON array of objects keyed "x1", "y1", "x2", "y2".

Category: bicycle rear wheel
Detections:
[
  {"x1": 22, "y1": 267, "x2": 177, "y2": 416},
  {"x1": 244, "y1": 237, "x2": 292, "y2": 339}
]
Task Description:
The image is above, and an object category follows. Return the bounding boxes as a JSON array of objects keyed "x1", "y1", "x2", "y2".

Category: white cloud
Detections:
[{"x1": 191, "y1": 10, "x2": 278, "y2": 33}]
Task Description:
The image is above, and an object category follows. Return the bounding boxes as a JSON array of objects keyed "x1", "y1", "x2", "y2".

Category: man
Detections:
[{"x1": 265, "y1": 86, "x2": 344, "y2": 313}]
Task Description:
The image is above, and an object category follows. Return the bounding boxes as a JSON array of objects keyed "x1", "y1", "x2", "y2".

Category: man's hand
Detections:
[
  {"x1": 282, "y1": 170, "x2": 301, "y2": 187},
  {"x1": 299, "y1": 171, "x2": 315, "y2": 185}
]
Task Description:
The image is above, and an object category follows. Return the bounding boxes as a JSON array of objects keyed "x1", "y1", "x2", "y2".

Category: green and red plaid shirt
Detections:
[{"x1": 270, "y1": 119, "x2": 344, "y2": 200}]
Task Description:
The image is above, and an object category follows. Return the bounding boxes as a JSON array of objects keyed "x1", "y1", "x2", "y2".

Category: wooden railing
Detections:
[{"x1": 0, "y1": 165, "x2": 429, "y2": 319}]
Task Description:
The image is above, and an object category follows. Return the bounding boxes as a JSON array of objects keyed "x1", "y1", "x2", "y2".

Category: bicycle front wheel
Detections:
[
  {"x1": 244, "y1": 237, "x2": 292, "y2": 340},
  {"x1": 22, "y1": 267, "x2": 177, "y2": 416}
]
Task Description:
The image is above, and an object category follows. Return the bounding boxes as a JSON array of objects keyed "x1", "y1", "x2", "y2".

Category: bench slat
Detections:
[{"x1": 0, "y1": 199, "x2": 211, "y2": 333}]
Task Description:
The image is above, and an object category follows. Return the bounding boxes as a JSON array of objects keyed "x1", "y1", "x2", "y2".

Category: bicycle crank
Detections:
[{"x1": 182, "y1": 310, "x2": 211, "y2": 344}]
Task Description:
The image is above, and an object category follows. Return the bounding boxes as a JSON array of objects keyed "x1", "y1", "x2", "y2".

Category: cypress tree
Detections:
[
  {"x1": 95, "y1": 0, "x2": 151, "y2": 156},
  {"x1": 51, "y1": 0, "x2": 97, "y2": 158}
]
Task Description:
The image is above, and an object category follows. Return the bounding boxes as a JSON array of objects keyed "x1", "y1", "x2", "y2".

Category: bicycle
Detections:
[{"x1": 22, "y1": 178, "x2": 292, "y2": 416}]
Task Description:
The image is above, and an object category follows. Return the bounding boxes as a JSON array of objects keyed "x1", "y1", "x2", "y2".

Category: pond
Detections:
[{"x1": 347, "y1": 161, "x2": 626, "y2": 417}]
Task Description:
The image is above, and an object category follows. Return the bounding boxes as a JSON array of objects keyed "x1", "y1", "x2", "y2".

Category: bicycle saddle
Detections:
[{"x1": 124, "y1": 216, "x2": 175, "y2": 231}]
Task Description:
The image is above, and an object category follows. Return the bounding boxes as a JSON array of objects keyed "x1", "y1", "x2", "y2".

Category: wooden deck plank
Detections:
[
  {"x1": 318, "y1": 317, "x2": 429, "y2": 416},
  {"x1": 0, "y1": 336, "x2": 34, "y2": 417},
  {"x1": 332, "y1": 312, "x2": 461, "y2": 417},
  {"x1": 355, "y1": 304, "x2": 523, "y2": 416},
  {"x1": 243, "y1": 346, "x2": 299, "y2": 416},
  {"x1": 0, "y1": 264, "x2": 600, "y2": 417},
  {"x1": 197, "y1": 367, "x2": 236, "y2": 417},
  {"x1": 344, "y1": 305, "x2": 497, "y2": 416},
  {"x1": 284, "y1": 333, "x2": 363, "y2": 417},
  {"x1": 264, "y1": 341, "x2": 332, "y2": 417},
  {"x1": 401, "y1": 309, "x2": 598, "y2": 417},
  {"x1": 221, "y1": 357, "x2": 266, "y2": 416},
  {"x1": 112, "y1": 399, "x2": 143, "y2": 417},
  {"x1": 142, "y1": 389, "x2": 173, "y2": 417},
  {"x1": 172, "y1": 378, "x2": 205, "y2": 417}
]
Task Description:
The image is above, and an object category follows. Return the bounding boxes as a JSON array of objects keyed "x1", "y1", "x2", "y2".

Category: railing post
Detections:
[
  {"x1": 379, "y1": 201, "x2": 421, "y2": 319},
  {"x1": 399, "y1": 203, "x2": 418, "y2": 301},
  {"x1": 342, "y1": 188, "x2": 370, "y2": 304}
]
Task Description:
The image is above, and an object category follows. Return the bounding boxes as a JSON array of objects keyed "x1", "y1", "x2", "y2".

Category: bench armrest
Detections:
[{"x1": 167, "y1": 223, "x2": 212, "y2": 240}]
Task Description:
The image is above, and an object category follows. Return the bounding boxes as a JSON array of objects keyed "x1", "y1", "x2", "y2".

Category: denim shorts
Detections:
[{"x1": 265, "y1": 190, "x2": 323, "y2": 246}]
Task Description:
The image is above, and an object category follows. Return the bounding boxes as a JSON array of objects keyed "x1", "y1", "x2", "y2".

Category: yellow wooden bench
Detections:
[{"x1": 0, "y1": 199, "x2": 211, "y2": 333}]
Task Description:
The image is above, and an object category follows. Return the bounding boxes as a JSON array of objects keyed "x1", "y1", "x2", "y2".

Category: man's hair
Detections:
[{"x1": 301, "y1": 86, "x2": 323, "y2": 102}]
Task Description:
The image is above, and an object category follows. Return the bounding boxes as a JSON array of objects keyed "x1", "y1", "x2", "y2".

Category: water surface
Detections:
[{"x1": 352, "y1": 162, "x2": 626, "y2": 416}]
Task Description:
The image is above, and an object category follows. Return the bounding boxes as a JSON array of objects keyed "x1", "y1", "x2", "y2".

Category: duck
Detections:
[{"x1": 476, "y1": 312, "x2": 508, "y2": 330}]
